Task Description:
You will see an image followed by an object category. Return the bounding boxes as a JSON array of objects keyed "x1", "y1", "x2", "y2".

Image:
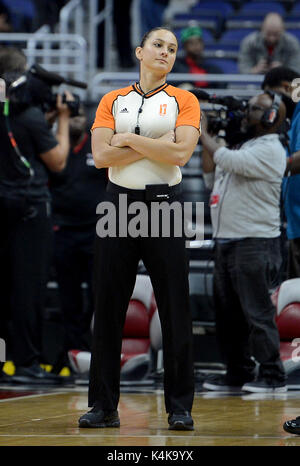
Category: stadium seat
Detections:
[
  {"x1": 1, "y1": 0, "x2": 36, "y2": 32},
  {"x1": 286, "y1": 28, "x2": 300, "y2": 41},
  {"x1": 232, "y1": 1, "x2": 286, "y2": 21},
  {"x1": 191, "y1": 1, "x2": 235, "y2": 18},
  {"x1": 68, "y1": 275, "x2": 158, "y2": 381},
  {"x1": 217, "y1": 28, "x2": 256, "y2": 51},
  {"x1": 272, "y1": 278, "x2": 300, "y2": 389},
  {"x1": 173, "y1": 2, "x2": 235, "y2": 36},
  {"x1": 205, "y1": 57, "x2": 238, "y2": 74}
]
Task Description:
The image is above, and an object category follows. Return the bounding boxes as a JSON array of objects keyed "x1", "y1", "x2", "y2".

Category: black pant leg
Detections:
[
  {"x1": 88, "y1": 229, "x2": 140, "y2": 409},
  {"x1": 287, "y1": 238, "x2": 300, "y2": 279},
  {"x1": 214, "y1": 242, "x2": 256, "y2": 380},
  {"x1": 54, "y1": 227, "x2": 89, "y2": 351},
  {"x1": 10, "y1": 201, "x2": 52, "y2": 367},
  {"x1": 141, "y1": 203, "x2": 194, "y2": 414},
  {"x1": 234, "y1": 238, "x2": 285, "y2": 380},
  {"x1": 113, "y1": 0, "x2": 134, "y2": 67},
  {"x1": 0, "y1": 201, "x2": 14, "y2": 358}
]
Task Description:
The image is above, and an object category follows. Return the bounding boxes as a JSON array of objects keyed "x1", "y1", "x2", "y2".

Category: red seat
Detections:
[
  {"x1": 69, "y1": 275, "x2": 161, "y2": 379},
  {"x1": 271, "y1": 280, "x2": 300, "y2": 385}
]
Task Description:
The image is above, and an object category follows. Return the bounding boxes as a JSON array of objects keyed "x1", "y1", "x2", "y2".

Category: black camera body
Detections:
[
  {"x1": 48, "y1": 92, "x2": 81, "y2": 117},
  {"x1": 192, "y1": 89, "x2": 290, "y2": 150},
  {"x1": 205, "y1": 97, "x2": 248, "y2": 147},
  {"x1": 4, "y1": 63, "x2": 87, "y2": 117},
  {"x1": 190, "y1": 89, "x2": 248, "y2": 146}
]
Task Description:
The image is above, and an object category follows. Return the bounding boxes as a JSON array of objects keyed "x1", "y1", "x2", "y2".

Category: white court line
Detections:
[
  {"x1": 0, "y1": 433, "x2": 292, "y2": 440},
  {"x1": 0, "y1": 391, "x2": 70, "y2": 403}
]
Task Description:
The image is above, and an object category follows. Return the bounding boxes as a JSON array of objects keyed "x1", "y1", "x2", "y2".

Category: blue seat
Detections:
[
  {"x1": 287, "y1": 29, "x2": 300, "y2": 41},
  {"x1": 173, "y1": 11, "x2": 222, "y2": 33},
  {"x1": 221, "y1": 28, "x2": 256, "y2": 41},
  {"x1": 1, "y1": 0, "x2": 36, "y2": 31},
  {"x1": 232, "y1": 1, "x2": 286, "y2": 21},
  {"x1": 191, "y1": 1, "x2": 235, "y2": 18},
  {"x1": 218, "y1": 28, "x2": 256, "y2": 51},
  {"x1": 205, "y1": 58, "x2": 238, "y2": 74}
]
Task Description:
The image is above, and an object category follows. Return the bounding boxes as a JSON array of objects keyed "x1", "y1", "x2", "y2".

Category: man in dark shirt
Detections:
[
  {"x1": 0, "y1": 52, "x2": 74, "y2": 383},
  {"x1": 49, "y1": 108, "x2": 107, "y2": 374},
  {"x1": 171, "y1": 26, "x2": 223, "y2": 89}
]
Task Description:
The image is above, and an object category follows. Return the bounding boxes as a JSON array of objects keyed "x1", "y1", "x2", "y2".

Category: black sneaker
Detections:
[
  {"x1": 283, "y1": 417, "x2": 300, "y2": 435},
  {"x1": 168, "y1": 412, "x2": 194, "y2": 431},
  {"x1": 203, "y1": 374, "x2": 252, "y2": 392},
  {"x1": 242, "y1": 377, "x2": 287, "y2": 393},
  {"x1": 78, "y1": 408, "x2": 120, "y2": 428},
  {"x1": 12, "y1": 364, "x2": 64, "y2": 385}
]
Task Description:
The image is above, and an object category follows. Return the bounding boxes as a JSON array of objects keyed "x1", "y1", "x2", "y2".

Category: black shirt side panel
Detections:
[
  {"x1": 0, "y1": 106, "x2": 58, "y2": 202},
  {"x1": 50, "y1": 134, "x2": 108, "y2": 226}
]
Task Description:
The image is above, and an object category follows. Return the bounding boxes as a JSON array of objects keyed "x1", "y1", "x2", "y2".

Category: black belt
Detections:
[{"x1": 106, "y1": 181, "x2": 182, "y2": 201}]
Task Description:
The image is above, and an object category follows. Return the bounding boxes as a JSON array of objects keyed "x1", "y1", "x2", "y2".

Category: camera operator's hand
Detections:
[
  {"x1": 43, "y1": 90, "x2": 75, "y2": 172},
  {"x1": 45, "y1": 109, "x2": 58, "y2": 127},
  {"x1": 251, "y1": 58, "x2": 269, "y2": 74},
  {"x1": 56, "y1": 90, "x2": 75, "y2": 117},
  {"x1": 270, "y1": 60, "x2": 282, "y2": 69}
]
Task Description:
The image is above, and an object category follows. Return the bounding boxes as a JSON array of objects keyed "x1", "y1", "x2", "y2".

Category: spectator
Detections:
[
  {"x1": 238, "y1": 13, "x2": 300, "y2": 74},
  {"x1": 171, "y1": 26, "x2": 223, "y2": 89},
  {"x1": 49, "y1": 107, "x2": 107, "y2": 375},
  {"x1": 199, "y1": 92, "x2": 287, "y2": 393},
  {"x1": 0, "y1": 48, "x2": 74, "y2": 384},
  {"x1": 262, "y1": 66, "x2": 300, "y2": 279},
  {"x1": 97, "y1": 0, "x2": 135, "y2": 69},
  {"x1": 32, "y1": 0, "x2": 68, "y2": 32},
  {"x1": 140, "y1": 0, "x2": 170, "y2": 38}
]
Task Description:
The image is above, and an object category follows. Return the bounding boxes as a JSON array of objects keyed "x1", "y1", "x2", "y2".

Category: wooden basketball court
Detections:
[{"x1": 1, "y1": 383, "x2": 300, "y2": 447}]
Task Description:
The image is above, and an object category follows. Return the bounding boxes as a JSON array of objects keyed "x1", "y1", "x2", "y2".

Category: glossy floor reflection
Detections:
[{"x1": 1, "y1": 384, "x2": 300, "y2": 446}]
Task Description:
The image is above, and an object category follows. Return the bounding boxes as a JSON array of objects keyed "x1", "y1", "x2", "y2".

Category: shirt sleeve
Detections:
[
  {"x1": 24, "y1": 107, "x2": 58, "y2": 154},
  {"x1": 91, "y1": 92, "x2": 115, "y2": 131},
  {"x1": 213, "y1": 138, "x2": 286, "y2": 180},
  {"x1": 175, "y1": 91, "x2": 201, "y2": 133},
  {"x1": 238, "y1": 35, "x2": 255, "y2": 74}
]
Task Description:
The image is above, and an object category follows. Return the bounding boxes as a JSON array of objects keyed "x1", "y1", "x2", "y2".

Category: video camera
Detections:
[
  {"x1": 191, "y1": 89, "x2": 248, "y2": 147},
  {"x1": 4, "y1": 63, "x2": 88, "y2": 117}
]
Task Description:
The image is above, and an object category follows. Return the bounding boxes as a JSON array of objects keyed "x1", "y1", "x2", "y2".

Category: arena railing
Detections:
[
  {"x1": 0, "y1": 32, "x2": 88, "y2": 98},
  {"x1": 58, "y1": 0, "x2": 114, "y2": 80},
  {"x1": 89, "y1": 72, "x2": 265, "y2": 101},
  {"x1": 59, "y1": 0, "x2": 84, "y2": 37}
]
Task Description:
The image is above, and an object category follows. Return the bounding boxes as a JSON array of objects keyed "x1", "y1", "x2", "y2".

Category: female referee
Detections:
[{"x1": 79, "y1": 27, "x2": 201, "y2": 431}]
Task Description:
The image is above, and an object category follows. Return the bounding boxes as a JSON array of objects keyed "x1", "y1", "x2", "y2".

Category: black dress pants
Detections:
[
  {"x1": 213, "y1": 238, "x2": 285, "y2": 382},
  {"x1": 88, "y1": 185, "x2": 195, "y2": 414},
  {"x1": 287, "y1": 238, "x2": 300, "y2": 279},
  {"x1": 54, "y1": 225, "x2": 95, "y2": 354},
  {"x1": 0, "y1": 198, "x2": 52, "y2": 367}
]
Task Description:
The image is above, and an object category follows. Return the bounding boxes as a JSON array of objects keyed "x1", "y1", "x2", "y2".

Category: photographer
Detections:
[
  {"x1": 0, "y1": 56, "x2": 74, "y2": 383},
  {"x1": 199, "y1": 92, "x2": 288, "y2": 393},
  {"x1": 49, "y1": 107, "x2": 108, "y2": 376}
]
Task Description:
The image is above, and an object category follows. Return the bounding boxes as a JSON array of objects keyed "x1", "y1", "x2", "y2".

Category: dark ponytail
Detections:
[{"x1": 140, "y1": 26, "x2": 176, "y2": 47}]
